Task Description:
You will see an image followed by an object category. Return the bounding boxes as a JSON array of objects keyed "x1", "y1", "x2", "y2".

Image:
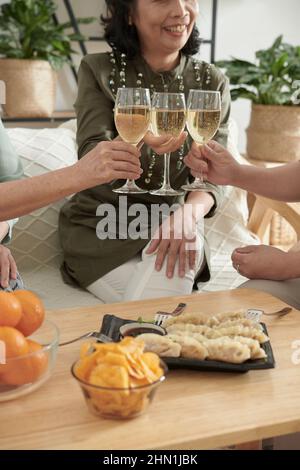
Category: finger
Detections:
[
  {"x1": 111, "y1": 160, "x2": 143, "y2": 174},
  {"x1": 111, "y1": 141, "x2": 141, "y2": 158},
  {"x1": 146, "y1": 236, "x2": 161, "y2": 254},
  {"x1": 185, "y1": 156, "x2": 208, "y2": 173},
  {"x1": 163, "y1": 131, "x2": 188, "y2": 153},
  {"x1": 189, "y1": 249, "x2": 197, "y2": 270},
  {"x1": 206, "y1": 140, "x2": 225, "y2": 153},
  {"x1": 144, "y1": 131, "x2": 173, "y2": 147},
  {"x1": 155, "y1": 241, "x2": 169, "y2": 272},
  {"x1": 111, "y1": 151, "x2": 142, "y2": 163},
  {"x1": 112, "y1": 170, "x2": 143, "y2": 180},
  {"x1": 179, "y1": 245, "x2": 187, "y2": 278},
  {"x1": 232, "y1": 253, "x2": 249, "y2": 265},
  {"x1": 234, "y1": 246, "x2": 256, "y2": 255},
  {"x1": 201, "y1": 143, "x2": 220, "y2": 161},
  {"x1": 0, "y1": 258, "x2": 10, "y2": 288},
  {"x1": 173, "y1": 131, "x2": 188, "y2": 149},
  {"x1": 8, "y1": 254, "x2": 17, "y2": 280},
  {"x1": 166, "y1": 243, "x2": 180, "y2": 278},
  {"x1": 191, "y1": 170, "x2": 208, "y2": 180}
]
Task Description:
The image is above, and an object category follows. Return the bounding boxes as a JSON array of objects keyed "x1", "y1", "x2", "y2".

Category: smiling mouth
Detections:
[{"x1": 164, "y1": 25, "x2": 187, "y2": 33}]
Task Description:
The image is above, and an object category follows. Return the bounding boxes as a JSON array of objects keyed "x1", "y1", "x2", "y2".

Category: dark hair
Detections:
[{"x1": 101, "y1": 0, "x2": 201, "y2": 59}]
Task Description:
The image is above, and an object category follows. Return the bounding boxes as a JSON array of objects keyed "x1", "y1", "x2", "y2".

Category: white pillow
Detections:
[{"x1": 7, "y1": 127, "x2": 77, "y2": 272}]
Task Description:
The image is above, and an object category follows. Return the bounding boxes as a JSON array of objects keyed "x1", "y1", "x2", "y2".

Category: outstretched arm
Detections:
[
  {"x1": 185, "y1": 140, "x2": 300, "y2": 202},
  {"x1": 0, "y1": 141, "x2": 142, "y2": 221}
]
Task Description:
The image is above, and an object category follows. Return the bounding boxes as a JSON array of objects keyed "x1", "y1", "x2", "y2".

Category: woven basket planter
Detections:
[
  {"x1": 246, "y1": 104, "x2": 300, "y2": 162},
  {"x1": 0, "y1": 59, "x2": 57, "y2": 118}
]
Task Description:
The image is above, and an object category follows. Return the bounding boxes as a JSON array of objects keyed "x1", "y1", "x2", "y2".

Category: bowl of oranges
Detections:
[
  {"x1": 0, "y1": 290, "x2": 59, "y2": 401},
  {"x1": 72, "y1": 337, "x2": 167, "y2": 419}
]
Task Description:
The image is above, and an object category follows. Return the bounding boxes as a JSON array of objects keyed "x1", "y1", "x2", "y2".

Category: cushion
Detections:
[{"x1": 7, "y1": 127, "x2": 77, "y2": 271}]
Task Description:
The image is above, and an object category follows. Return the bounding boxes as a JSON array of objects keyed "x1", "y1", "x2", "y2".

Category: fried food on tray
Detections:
[
  {"x1": 163, "y1": 310, "x2": 245, "y2": 328},
  {"x1": 166, "y1": 323, "x2": 269, "y2": 344},
  {"x1": 202, "y1": 337, "x2": 251, "y2": 364},
  {"x1": 137, "y1": 333, "x2": 181, "y2": 357},
  {"x1": 144, "y1": 309, "x2": 270, "y2": 365},
  {"x1": 167, "y1": 334, "x2": 208, "y2": 360}
]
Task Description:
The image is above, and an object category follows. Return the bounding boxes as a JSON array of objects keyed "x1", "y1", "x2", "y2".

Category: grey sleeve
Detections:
[{"x1": 0, "y1": 118, "x2": 23, "y2": 182}]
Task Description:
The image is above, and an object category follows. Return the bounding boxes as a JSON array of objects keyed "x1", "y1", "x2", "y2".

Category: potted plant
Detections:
[
  {"x1": 0, "y1": 0, "x2": 94, "y2": 118},
  {"x1": 217, "y1": 36, "x2": 300, "y2": 162}
]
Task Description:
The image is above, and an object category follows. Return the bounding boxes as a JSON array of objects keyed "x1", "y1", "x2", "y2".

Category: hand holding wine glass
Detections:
[
  {"x1": 184, "y1": 140, "x2": 241, "y2": 186},
  {"x1": 182, "y1": 90, "x2": 221, "y2": 192},
  {"x1": 114, "y1": 87, "x2": 151, "y2": 194}
]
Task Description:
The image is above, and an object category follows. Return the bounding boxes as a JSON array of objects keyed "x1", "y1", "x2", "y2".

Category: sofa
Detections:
[{"x1": 6, "y1": 119, "x2": 259, "y2": 309}]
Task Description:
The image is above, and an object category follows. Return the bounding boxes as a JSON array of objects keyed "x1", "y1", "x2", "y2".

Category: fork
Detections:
[
  {"x1": 59, "y1": 332, "x2": 113, "y2": 346},
  {"x1": 154, "y1": 302, "x2": 187, "y2": 326},
  {"x1": 245, "y1": 307, "x2": 292, "y2": 323}
]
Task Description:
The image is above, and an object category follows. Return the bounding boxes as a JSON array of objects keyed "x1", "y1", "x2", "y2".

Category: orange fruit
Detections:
[
  {"x1": 14, "y1": 290, "x2": 45, "y2": 337},
  {"x1": 0, "y1": 292, "x2": 22, "y2": 327},
  {"x1": 0, "y1": 326, "x2": 29, "y2": 375},
  {"x1": 2, "y1": 339, "x2": 48, "y2": 386}
]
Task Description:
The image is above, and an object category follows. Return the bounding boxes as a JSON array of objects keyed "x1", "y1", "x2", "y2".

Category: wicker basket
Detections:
[
  {"x1": 0, "y1": 59, "x2": 57, "y2": 118},
  {"x1": 247, "y1": 104, "x2": 300, "y2": 162}
]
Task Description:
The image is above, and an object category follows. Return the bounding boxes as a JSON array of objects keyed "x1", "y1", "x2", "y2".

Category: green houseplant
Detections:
[
  {"x1": 0, "y1": 0, "x2": 94, "y2": 117},
  {"x1": 217, "y1": 36, "x2": 300, "y2": 162}
]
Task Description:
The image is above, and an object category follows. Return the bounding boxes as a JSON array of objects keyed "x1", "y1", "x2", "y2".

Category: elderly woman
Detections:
[{"x1": 59, "y1": 0, "x2": 231, "y2": 303}]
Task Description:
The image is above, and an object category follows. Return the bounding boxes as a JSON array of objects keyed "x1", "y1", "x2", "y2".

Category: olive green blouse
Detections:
[{"x1": 59, "y1": 52, "x2": 231, "y2": 288}]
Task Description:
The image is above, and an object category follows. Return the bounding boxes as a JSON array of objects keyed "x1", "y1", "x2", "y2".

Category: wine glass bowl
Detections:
[
  {"x1": 113, "y1": 87, "x2": 151, "y2": 194},
  {"x1": 182, "y1": 90, "x2": 221, "y2": 192}
]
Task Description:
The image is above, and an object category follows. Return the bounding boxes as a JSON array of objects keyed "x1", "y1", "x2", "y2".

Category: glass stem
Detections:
[
  {"x1": 197, "y1": 143, "x2": 204, "y2": 184},
  {"x1": 162, "y1": 153, "x2": 171, "y2": 189},
  {"x1": 125, "y1": 142, "x2": 138, "y2": 188},
  {"x1": 125, "y1": 179, "x2": 136, "y2": 188}
]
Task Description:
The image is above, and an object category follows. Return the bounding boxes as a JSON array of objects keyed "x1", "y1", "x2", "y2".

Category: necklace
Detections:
[{"x1": 108, "y1": 47, "x2": 212, "y2": 184}]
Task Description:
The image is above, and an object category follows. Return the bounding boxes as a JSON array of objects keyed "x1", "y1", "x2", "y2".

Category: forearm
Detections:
[
  {"x1": 0, "y1": 165, "x2": 90, "y2": 221},
  {"x1": 0, "y1": 222, "x2": 9, "y2": 242},
  {"x1": 233, "y1": 163, "x2": 300, "y2": 202},
  {"x1": 186, "y1": 191, "x2": 215, "y2": 220}
]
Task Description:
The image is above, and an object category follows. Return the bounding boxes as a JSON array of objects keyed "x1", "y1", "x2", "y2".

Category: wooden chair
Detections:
[{"x1": 247, "y1": 194, "x2": 300, "y2": 242}]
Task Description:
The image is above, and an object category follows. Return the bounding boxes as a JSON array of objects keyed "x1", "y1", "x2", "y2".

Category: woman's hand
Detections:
[
  {"x1": 231, "y1": 245, "x2": 292, "y2": 281},
  {"x1": 143, "y1": 130, "x2": 187, "y2": 155},
  {"x1": 146, "y1": 207, "x2": 198, "y2": 278},
  {"x1": 76, "y1": 140, "x2": 143, "y2": 186},
  {"x1": 0, "y1": 245, "x2": 17, "y2": 289},
  {"x1": 184, "y1": 140, "x2": 241, "y2": 186}
]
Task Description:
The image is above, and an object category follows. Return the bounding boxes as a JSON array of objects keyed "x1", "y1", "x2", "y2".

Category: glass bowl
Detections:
[
  {"x1": 0, "y1": 319, "x2": 59, "y2": 401},
  {"x1": 71, "y1": 359, "x2": 167, "y2": 420}
]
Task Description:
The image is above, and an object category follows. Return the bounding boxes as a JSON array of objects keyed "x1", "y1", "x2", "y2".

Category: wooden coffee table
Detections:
[{"x1": 1, "y1": 288, "x2": 300, "y2": 450}]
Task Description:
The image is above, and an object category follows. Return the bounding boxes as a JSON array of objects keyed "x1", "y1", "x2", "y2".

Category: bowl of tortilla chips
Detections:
[{"x1": 71, "y1": 337, "x2": 167, "y2": 419}]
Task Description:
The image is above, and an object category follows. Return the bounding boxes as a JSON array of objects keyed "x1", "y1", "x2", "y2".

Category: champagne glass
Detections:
[
  {"x1": 150, "y1": 92, "x2": 186, "y2": 196},
  {"x1": 182, "y1": 90, "x2": 221, "y2": 192},
  {"x1": 113, "y1": 87, "x2": 151, "y2": 194}
]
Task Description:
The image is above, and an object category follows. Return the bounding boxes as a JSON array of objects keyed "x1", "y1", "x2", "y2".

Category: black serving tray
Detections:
[{"x1": 99, "y1": 314, "x2": 275, "y2": 373}]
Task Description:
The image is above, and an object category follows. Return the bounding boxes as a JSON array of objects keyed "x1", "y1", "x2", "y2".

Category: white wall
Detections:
[{"x1": 1, "y1": 0, "x2": 299, "y2": 151}]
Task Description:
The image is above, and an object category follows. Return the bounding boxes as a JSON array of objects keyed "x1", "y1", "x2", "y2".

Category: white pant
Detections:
[{"x1": 87, "y1": 237, "x2": 206, "y2": 304}]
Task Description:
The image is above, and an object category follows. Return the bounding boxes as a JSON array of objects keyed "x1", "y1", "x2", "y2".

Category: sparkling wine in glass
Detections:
[
  {"x1": 150, "y1": 92, "x2": 186, "y2": 196},
  {"x1": 113, "y1": 87, "x2": 151, "y2": 194},
  {"x1": 182, "y1": 90, "x2": 221, "y2": 192}
]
